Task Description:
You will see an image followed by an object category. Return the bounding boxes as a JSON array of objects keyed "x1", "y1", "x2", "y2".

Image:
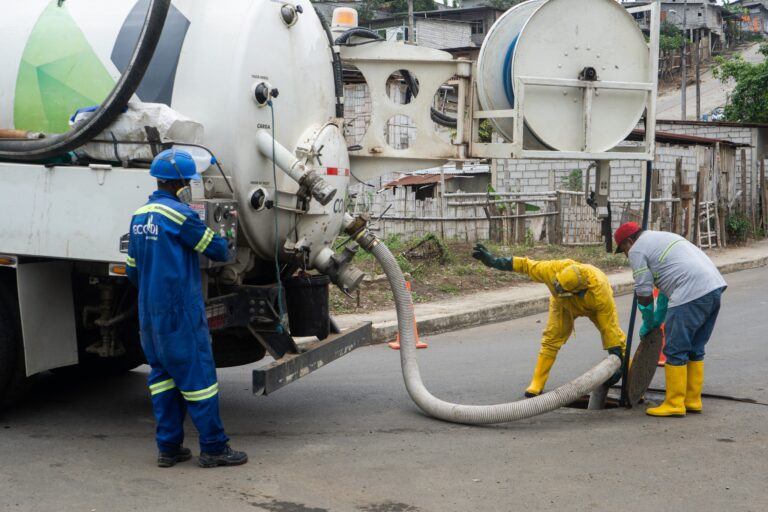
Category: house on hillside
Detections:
[
  {"x1": 731, "y1": 0, "x2": 768, "y2": 35},
  {"x1": 628, "y1": 0, "x2": 726, "y2": 56},
  {"x1": 362, "y1": 5, "x2": 504, "y2": 55}
]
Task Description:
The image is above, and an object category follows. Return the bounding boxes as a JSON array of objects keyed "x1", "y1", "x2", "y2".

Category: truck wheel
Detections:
[
  {"x1": 0, "y1": 276, "x2": 29, "y2": 408},
  {"x1": 212, "y1": 327, "x2": 267, "y2": 368}
]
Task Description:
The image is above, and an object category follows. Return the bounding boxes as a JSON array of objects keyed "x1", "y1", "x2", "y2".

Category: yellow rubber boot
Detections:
[
  {"x1": 525, "y1": 354, "x2": 556, "y2": 397},
  {"x1": 685, "y1": 360, "x2": 704, "y2": 413},
  {"x1": 646, "y1": 364, "x2": 687, "y2": 417}
]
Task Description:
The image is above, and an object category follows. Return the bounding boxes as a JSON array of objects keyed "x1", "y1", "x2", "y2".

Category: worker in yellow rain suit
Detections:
[{"x1": 472, "y1": 244, "x2": 626, "y2": 397}]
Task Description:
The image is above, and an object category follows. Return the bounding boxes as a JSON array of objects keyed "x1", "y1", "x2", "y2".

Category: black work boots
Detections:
[
  {"x1": 157, "y1": 446, "x2": 192, "y2": 468},
  {"x1": 198, "y1": 444, "x2": 248, "y2": 468}
]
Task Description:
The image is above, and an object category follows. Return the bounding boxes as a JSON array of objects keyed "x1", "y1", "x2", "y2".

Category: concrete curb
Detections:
[{"x1": 361, "y1": 253, "x2": 768, "y2": 345}]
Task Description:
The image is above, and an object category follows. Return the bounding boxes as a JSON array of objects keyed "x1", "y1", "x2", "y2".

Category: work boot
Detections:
[
  {"x1": 684, "y1": 360, "x2": 705, "y2": 413},
  {"x1": 525, "y1": 354, "x2": 556, "y2": 398},
  {"x1": 198, "y1": 444, "x2": 248, "y2": 468},
  {"x1": 157, "y1": 446, "x2": 192, "y2": 468},
  {"x1": 646, "y1": 364, "x2": 687, "y2": 417}
]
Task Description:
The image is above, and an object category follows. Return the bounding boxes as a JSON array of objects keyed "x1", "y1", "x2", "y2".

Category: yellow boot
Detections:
[
  {"x1": 647, "y1": 364, "x2": 687, "y2": 417},
  {"x1": 525, "y1": 354, "x2": 556, "y2": 397},
  {"x1": 685, "y1": 360, "x2": 704, "y2": 413}
]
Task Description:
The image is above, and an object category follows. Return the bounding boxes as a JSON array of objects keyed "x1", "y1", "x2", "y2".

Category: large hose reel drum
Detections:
[{"x1": 477, "y1": 0, "x2": 650, "y2": 152}]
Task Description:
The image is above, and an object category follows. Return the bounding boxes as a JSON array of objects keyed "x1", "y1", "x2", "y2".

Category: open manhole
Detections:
[{"x1": 563, "y1": 395, "x2": 621, "y2": 409}]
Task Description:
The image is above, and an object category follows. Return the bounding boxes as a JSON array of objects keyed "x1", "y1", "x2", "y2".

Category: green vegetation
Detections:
[
  {"x1": 713, "y1": 43, "x2": 768, "y2": 123},
  {"x1": 561, "y1": 169, "x2": 583, "y2": 192},
  {"x1": 357, "y1": 0, "x2": 437, "y2": 20},
  {"x1": 486, "y1": 0, "x2": 520, "y2": 10},
  {"x1": 437, "y1": 283, "x2": 460, "y2": 295},
  {"x1": 726, "y1": 213, "x2": 754, "y2": 243},
  {"x1": 659, "y1": 21, "x2": 684, "y2": 53},
  {"x1": 478, "y1": 119, "x2": 493, "y2": 143}
]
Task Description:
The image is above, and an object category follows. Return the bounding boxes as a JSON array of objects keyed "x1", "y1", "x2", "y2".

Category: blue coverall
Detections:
[{"x1": 126, "y1": 190, "x2": 230, "y2": 454}]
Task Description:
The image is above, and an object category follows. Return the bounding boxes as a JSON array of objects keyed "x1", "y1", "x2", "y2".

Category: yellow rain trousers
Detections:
[{"x1": 513, "y1": 257, "x2": 626, "y2": 358}]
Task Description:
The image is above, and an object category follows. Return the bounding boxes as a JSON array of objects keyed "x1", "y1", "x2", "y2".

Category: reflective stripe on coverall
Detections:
[
  {"x1": 127, "y1": 190, "x2": 230, "y2": 454},
  {"x1": 512, "y1": 257, "x2": 626, "y2": 358}
]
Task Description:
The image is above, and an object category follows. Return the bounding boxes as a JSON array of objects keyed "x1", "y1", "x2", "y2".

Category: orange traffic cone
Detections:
[
  {"x1": 388, "y1": 281, "x2": 428, "y2": 350},
  {"x1": 652, "y1": 288, "x2": 667, "y2": 366}
]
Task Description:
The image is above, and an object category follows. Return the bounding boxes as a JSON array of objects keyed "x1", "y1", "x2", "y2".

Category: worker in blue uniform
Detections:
[{"x1": 126, "y1": 148, "x2": 247, "y2": 468}]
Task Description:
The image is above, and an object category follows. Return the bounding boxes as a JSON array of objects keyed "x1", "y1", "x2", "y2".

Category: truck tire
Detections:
[
  {"x1": 212, "y1": 327, "x2": 266, "y2": 368},
  {"x1": 0, "y1": 275, "x2": 30, "y2": 408}
]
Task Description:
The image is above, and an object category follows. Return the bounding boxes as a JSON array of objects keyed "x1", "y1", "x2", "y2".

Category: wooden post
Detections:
[
  {"x1": 761, "y1": 159, "x2": 767, "y2": 235},
  {"x1": 515, "y1": 202, "x2": 526, "y2": 244},
  {"x1": 652, "y1": 164, "x2": 662, "y2": 229},
  {"x1": 741, "y1": 149, "x2": 747, "y2": 216},
  {"x1": 712, "y1": 143, "x2": 722, "y2": 248},
  {"x1": 681, "y1": 184, "x2": 693, "y2": 240},
  {"x1": 693, "y1": 169, "x2": 703, "y2": 247},
  {"x1": 718, "y1": 146, "x2": 729, "y2": 248},
  {"x1": 439, "y1": 169, "x2": 446, "y2": 240},
  {"x1": 671, "y1": 158, "x2": 683, "y2": 234},
  {"x1": 546, "y1": 194, "x2": 557, "y2": 244},
  {"x1": 555, "y1": 192, "x2": 563, "y2": 245}
]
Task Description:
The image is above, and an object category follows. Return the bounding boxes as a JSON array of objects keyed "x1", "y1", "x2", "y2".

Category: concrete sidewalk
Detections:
[{"x1": 335, "y1": 240, "x2": 768, "y2": 343}]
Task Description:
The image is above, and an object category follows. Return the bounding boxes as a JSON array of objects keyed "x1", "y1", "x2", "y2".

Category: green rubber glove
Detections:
[
  {"x1": 653, "y1": 292, "x2": 669, "y2": 328},
  {"x1": 638, "y1": 302, "x2": 655, "y2": 337},
  {"x1": 605, "y1": 346, "x2": 624, "y2": 386},
  {"x1": 472, "y1": 243, "x2": 512, "y2": 271}
]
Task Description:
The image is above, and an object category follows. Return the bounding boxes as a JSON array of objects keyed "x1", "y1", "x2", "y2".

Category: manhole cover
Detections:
[{"x1": 626, "y1": 328, "x2": 663, "y2": 405}]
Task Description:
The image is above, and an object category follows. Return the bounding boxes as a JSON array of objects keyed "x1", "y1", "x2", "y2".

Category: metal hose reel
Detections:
[{"x1": 476, "y1": 0, "x2": 651, "y2": 152}]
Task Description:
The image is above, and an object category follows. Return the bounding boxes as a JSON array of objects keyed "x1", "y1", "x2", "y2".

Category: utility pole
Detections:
[
  {"x1": 695, "y1": 29, "x2": 701, "y2": 120},
  {"x1": 680, "y1": 0, "x2": 688, "y2": 120},
  {"x1": 408, "y1": 0, "x2": 414, "y2": 44}
]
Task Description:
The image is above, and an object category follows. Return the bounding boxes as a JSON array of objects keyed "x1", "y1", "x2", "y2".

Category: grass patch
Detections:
[
  {"x1": 330, "y1": 236, "x2": 628, "y2": 315},
  {"x1": 437, "y1": 283, "x2": 460, "y2": 295}
]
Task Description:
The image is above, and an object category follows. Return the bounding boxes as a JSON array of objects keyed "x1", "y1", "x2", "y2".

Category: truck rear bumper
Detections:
[{"x1": 252, "y1": 322, "x2": 372, "y2": 396}]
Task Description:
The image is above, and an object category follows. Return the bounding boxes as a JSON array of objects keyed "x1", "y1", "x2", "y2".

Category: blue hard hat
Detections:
[{"x1": 150, "y1": 149, "x2": 201, "y2": 181}]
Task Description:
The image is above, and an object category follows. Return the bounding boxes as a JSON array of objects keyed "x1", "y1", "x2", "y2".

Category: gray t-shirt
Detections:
[{"x1": 628, "y1": 230, "x2": 726, "y2": 307}]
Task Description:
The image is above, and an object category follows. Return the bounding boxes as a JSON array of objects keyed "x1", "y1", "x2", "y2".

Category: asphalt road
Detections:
[
  {"x1": 1, "y1": 267, "x2": 767, "y2": 512},
  {"x1": 656, "y1": 43, "x2": 764, "y2": 121}
]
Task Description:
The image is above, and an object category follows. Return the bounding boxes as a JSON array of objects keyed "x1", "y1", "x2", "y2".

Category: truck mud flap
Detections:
[{"x1": 252, "y1": 322, "x2": 372, "y2": 396}]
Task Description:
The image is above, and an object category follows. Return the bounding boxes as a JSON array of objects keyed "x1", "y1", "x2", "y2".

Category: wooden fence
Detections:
[{"x1": 352, "y1": 189, "x2": 602, "y2": 245}]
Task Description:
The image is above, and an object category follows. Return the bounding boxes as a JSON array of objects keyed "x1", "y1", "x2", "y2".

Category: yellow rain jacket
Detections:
[{"x1": 512, "y1": 257, "x2": 626, "y2": 358}]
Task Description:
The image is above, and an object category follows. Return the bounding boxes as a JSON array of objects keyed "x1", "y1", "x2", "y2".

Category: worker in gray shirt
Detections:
[{"x1": 614, "y1": 222, "x2": 726, "y2": 417}]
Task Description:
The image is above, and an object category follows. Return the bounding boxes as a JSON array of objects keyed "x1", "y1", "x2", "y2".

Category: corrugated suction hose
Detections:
[{"x1": 370, "y1": 240, "x2": 620, "y2": 424}]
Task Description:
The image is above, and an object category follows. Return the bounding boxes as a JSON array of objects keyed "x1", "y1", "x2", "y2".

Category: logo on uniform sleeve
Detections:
[{"x1": 132, "y1": 214, "x2": 160, "y2": 241}]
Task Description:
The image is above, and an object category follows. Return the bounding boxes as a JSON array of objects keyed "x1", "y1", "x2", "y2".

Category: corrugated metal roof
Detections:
[
  {"x1": 382, "y1": 163, "x2": 490, "y2": 189},
  {"x1": 657, "y1": 119, "x2": 768, "y2": 129},
  {"x1": 383, "y1": 174, "x2": 455, "y2": 188},
  {"x1": 629, "y1": 129, "x2": 751, "y2": 147}
]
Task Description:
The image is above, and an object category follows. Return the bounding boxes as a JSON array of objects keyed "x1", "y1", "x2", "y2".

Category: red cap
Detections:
[{"x1": 614, "y1": 222, "x2": 640, "y2": 253}]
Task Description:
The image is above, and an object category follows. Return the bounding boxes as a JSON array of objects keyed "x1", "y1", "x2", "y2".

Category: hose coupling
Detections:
[
  {"x1": 299, "y1": 169, "x2": 337, "y2": 206},
  {"x1": 344, "y1": 213, "x2": 379, "y2": 251}
]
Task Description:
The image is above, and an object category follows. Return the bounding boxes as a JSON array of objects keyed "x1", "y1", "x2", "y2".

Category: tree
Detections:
[
  {"x1": 389, "y1": 0, "x2": 436, "y2": 12},
  {"x1": 357, "y1": 0, "x2": 437, "y2": 21},
  {"x1": 659, "y1": 21, "x2": 684, "y2": 53},
  {"x1": 713, "y1": 43, "x2": 768, "y2": 123},
  {"x1": 487, "y1": 0, "x2": 520, "y2": 9}
]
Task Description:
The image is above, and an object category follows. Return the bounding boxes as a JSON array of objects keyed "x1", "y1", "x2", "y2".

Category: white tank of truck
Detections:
[{"x1": 0, "y1": 0, "x2": 354, "y2": 280}]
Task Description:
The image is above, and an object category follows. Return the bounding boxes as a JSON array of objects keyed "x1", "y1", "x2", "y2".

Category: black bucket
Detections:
[{"x1": 283, "y1": 274, "x2": 331, "y2": 340}]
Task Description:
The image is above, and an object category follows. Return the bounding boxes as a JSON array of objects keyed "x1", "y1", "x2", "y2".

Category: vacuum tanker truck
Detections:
[{"x1": 0, "y1": 0, "x2": 660, "y2": 421}]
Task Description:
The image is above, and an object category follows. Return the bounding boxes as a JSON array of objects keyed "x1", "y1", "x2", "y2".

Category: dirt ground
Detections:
[{"x1": 330, "y1": 236, "x2": 628, "y2": 315}]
